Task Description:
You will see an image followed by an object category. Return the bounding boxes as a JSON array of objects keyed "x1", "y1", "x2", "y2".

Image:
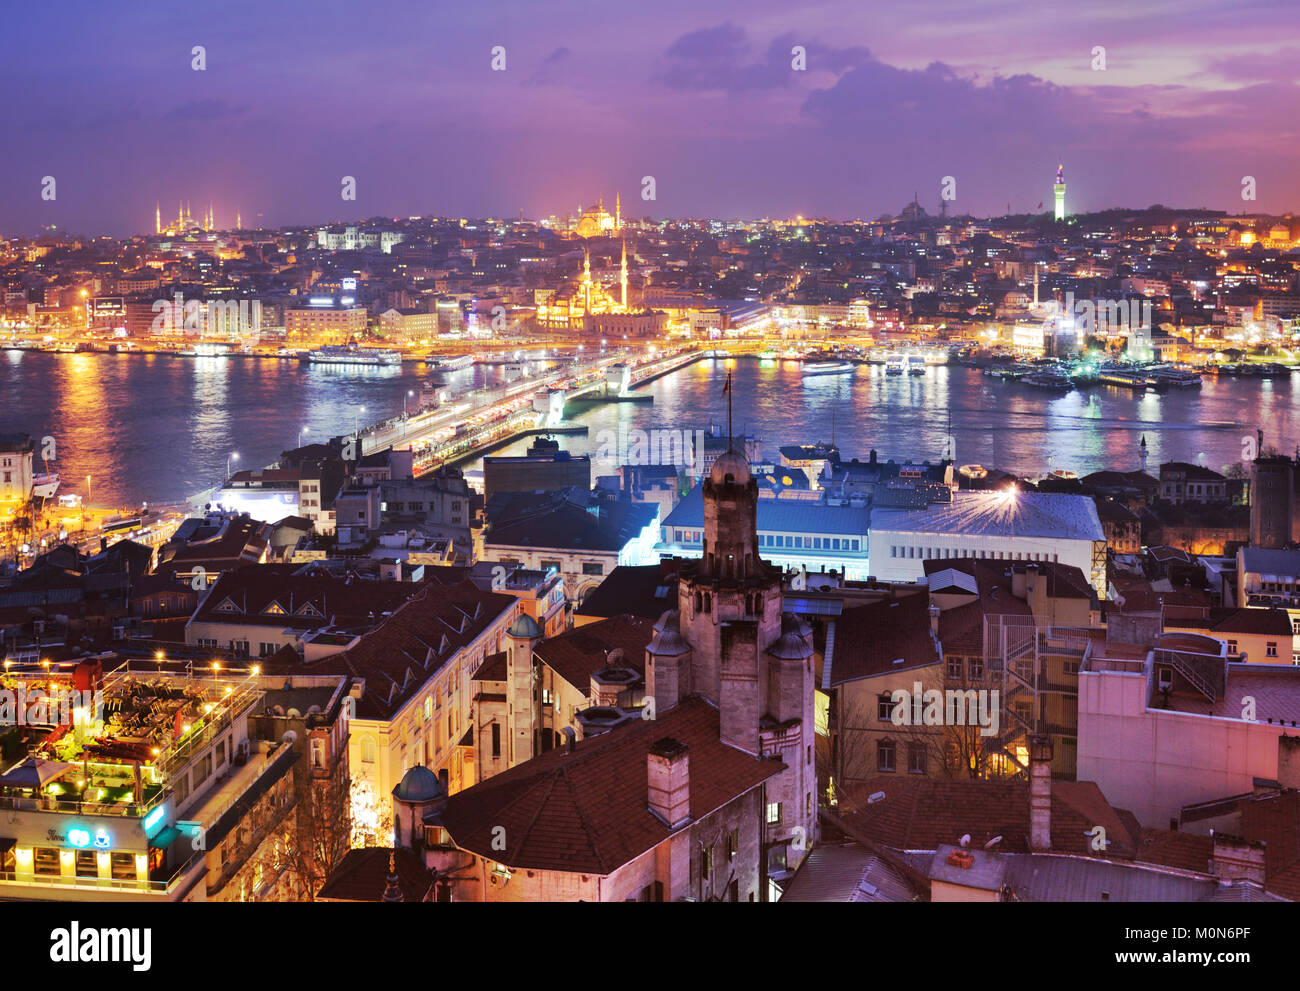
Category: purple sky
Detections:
[{"x1": 3, "y1": 0, "x2": 1298, "y2": 236}]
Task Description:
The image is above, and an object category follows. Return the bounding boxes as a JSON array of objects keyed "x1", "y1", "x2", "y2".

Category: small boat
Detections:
[
  {"x1": 885, "y1": 356, "x2": 905, "y2": 376},
  {"x1": 802, "y1": 360, "x2": 855, "y2": 377},
  {"x1": 907, "y1": 355, "x2": 926, "y2": 375},
  {"x1": 1022, "y1": 369, "x2": 1074, "y2": 391}
]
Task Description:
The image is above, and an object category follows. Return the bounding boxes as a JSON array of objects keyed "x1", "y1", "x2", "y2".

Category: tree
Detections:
[{"x1": 286, "y1": 759, "x2": 354, "y2": 900}]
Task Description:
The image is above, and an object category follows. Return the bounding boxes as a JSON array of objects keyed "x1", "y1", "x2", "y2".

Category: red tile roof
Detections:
[
  {"x1": 533, "y1": 614, "x2": 654, "y2": 691},
  {"x1": 317, "y1": 848, "x2": 434, "y2": 901},
  {"x1": 261, "y1": 580, "x2": 516, "y2": 720},
  {"x1": 829, "y1": 593, "x2": 940, "y2": 685},
  {"x1": 840, "y1": 777, "x2": 1138, "y2": 858},
  {"x1": 440, "y1": 696, "x2": 783, "y2": 875}
]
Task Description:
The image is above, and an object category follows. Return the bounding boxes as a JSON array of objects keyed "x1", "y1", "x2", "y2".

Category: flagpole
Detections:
[{"x1": 727, "y1": 370, "x2": 733, "y2": 453}]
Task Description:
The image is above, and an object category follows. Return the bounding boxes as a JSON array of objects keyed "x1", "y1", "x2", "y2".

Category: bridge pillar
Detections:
[{"x1": 533, "y1": 388, "x2": 566, "y2": 427}]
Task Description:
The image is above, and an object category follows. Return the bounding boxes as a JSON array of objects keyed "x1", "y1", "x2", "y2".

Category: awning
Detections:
[{"x1": 150, "y1": 826, "x2": 181, "y2": 850}]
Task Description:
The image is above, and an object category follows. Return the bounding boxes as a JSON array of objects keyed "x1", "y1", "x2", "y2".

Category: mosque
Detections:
[{"x1": 154, "y1": 201, "x2": 240, "y2": 236}]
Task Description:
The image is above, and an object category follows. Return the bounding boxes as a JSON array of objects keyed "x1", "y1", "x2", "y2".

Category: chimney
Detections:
[
  {"x1": 1210, "y1": 830, "x2": 1266, "y2": 887},
  {"x1": 1278, "y1": 734, "x2": 1300, "y2": 790},
  {"x1": 647, "y1": 737, "x2": 691, "y2": 829},
  {"x1": 1029, "y1": 735, "x2": 1053, "y2": 851}
]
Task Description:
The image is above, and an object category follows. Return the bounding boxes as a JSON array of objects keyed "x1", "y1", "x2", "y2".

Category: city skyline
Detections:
[{"x1": 3, "y1": 0, "x2": 1298, "y2": 236}]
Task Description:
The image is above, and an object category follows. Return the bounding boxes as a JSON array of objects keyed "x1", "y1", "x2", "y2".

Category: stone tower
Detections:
[{"x1": 646, "y1": 451, "x2": 818, "y2": 873}]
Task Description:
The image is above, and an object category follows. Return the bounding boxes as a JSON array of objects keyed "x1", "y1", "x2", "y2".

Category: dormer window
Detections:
[
  {"x1": 297, "y1": 602, "x2": 323, "y2": 618},
  {"x1": 262, "y1": 601, "x2": 286, "y2": 615},
  {"x1": 214, "y1": 598, "x2": 241, "y2": 613}
]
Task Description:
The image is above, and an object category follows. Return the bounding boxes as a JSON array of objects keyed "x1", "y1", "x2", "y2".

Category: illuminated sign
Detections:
[
  {"x1": 143, "y1": 805, "x2": 165, "y2": 834},
  {"x1": 65, "y1": 826, "x2": 112, "y2": 849},
  {"x1": 67, "y1": 828, "x2": 90, "y2": 848},
  {"x1": 93, "y1": 830, "x2": 110, "y2": 849}
]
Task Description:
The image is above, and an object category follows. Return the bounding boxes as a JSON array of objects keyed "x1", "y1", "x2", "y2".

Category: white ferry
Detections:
[
  {"x1": 305, "y1": 344, "x2": 402, "y2": 367},
  {"x1": 885, "y1": 356, "x2": 906, "y2": 376},
  {"x1": 907, "y1": 355, "x2": 926, "y2": 375}
]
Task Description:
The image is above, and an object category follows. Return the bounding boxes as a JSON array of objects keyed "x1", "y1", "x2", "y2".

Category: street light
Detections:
[
  {"x1": 227, "y1": 451, "x2": 239, "y2": 480},
  {"x1": 85, "y1": 475, "x2": 91, "y2": 506},
  {"x1": 354, "y1": 406, "x2": 366, "y2": 435}
]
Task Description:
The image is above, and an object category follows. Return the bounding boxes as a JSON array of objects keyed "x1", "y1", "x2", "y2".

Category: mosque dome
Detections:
[{"x1": 508, "y1": 613, "x2": 543, "y2": 639}]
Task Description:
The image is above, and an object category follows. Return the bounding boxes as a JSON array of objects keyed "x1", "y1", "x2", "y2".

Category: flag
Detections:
[
  {"x1": 1036, "y1": 202, "x2": 1043, "y2": 209},
  {"x1": 722, "y1": 374, "x2": 730, "y2": 395}
]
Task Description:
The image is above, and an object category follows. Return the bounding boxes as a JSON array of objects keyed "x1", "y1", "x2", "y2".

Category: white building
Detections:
[{"x1": 868, "y1": 491, "x2": 1107, "y2": 596}]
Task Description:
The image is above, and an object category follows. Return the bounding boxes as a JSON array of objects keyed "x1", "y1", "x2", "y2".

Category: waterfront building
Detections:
[
  {"x1": 659, "y1": 484, "x2": 871, "y2": 580},
  {"x1": 0, "y1": 433, "x2": 35, "y2": 506},
  {"x1": 285, "y1": 299, "x2": 367, "y2": 344},
  {"x1": 1158, "y1": 461, "x2": 1228, "y2": 504},
  {"x1": 378, "y1": 307, "x2": 437, "y2": 343},
  {"x1": 1236, "y1": 547, "x2": 1300, "y2": 640},
  {"x1": 868, "y1": 490, "x2": 1108, "y2": 597}
]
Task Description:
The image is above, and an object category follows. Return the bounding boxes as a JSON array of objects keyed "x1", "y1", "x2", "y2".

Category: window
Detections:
[
  {"x1": 110, "y1": 852, "x2": 136, "y2": 881},
  {"x1": 311, "y1": 737, "x2": 326, "y2": 769},
  {"x1": 765, "y1": 802, "x2": 781, "y2": 825},
  {"x1": 540, "y1": 559, "x2": 561, "y2": 573},
  {"x1": 75, "y1": 849, "x2": 98, "y2": 879},
  {"x1": 491, "y1": 722, "x2": 501, "y2": 758},
  {"x1": 947, "y1": 656, "x2": 963, "y2": 679},
  {"x1": 726, "y1": 828, "x2": 738, "y2": 861},
  {"x1": 423, "y1": 696, "x2": 433, "y2": 722},
  {"x1": 34, "y1": 847, "x2": 60, "y2": 876},
  {"x1": 541, "y1": 688, "x2": 554, "y2": 706},
  {"x1": 1227, "y1": 640, "x2": 1238, "y2": 653},
  {"x1": 581, "y1": 562, "x2": 603, "y2": 576},
  {"x1": 968, "y1": 657, "x2": 984, "y2": 680},
  {"x1": 877, "y1": 739, "x2": 896, "y2": 772},
  {"x1": 258, "y1": 642, "x2": 277, "y2": 657},
  {"x1": 908, "y1": 743, "x2": 927, "y2": 774},
  {"x1": 1267, "y1": 642, "x2": 1278, "y2": 658},
  {"x1": 360, "y1": 737, "x2": 376, "y2": 763},
  {"x1": 701, "y1": 846, "x2": 713, "y2": 882},
  {"x1": 877, "y1": 692, "x2": 896, "y2": 721}
]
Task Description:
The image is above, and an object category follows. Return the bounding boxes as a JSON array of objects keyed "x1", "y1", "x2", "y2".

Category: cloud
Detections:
[
  {"x1": 526, "y1": 46, "x2": 573, "y2": 86},
  {"x1": 653, "y1": 23, "x2": 869, "y2": 93},
  {"x1": 1206, "y1": 47, "x2": 1300, "y2": 83}
]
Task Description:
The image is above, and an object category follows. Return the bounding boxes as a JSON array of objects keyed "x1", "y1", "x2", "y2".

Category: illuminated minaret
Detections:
[
  {"x1": 1053, "y1": 163, "x2": 1067, "y2": 221},
  {"x1": 236, "y1": 207, "x2": 242, "y2": 230},
  {"x1": 620, "y1": 239, "x2": 628, "y2": 309},
  {"x1": 582, "y1": 248, "x2": 592, "y2": 313},
  {"x1": 615, "y1": 192, "x2": 621, "y2": 230},
  {"x1": 155, "y1": 203, "x2": 161, "y2": 235}
]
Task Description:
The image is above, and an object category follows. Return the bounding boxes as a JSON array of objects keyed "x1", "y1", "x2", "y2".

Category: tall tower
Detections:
[
  {"x1": 645, "y1": 452, "x2": 819, "y2": 881},
  {"x1": 582, "y1": 248, "x2": 592, "y2": 314},
  {"x1": 236, "y1": 207, "x2": 242, "y2": 230},
  {"x1": 1054, "y1": 164, "x2": 1067, "y2": 221},
  {"x1": 619, "y1": 240, "x2": 628, "y2": 309},
  {"x1": 155, "y1": 203, "x2": 161, "y2": 235},
  {"x1": 615, "y1": 192, "x2": 621, "y2": 230}
]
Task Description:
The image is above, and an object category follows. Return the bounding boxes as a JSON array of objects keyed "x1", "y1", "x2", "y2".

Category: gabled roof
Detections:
[
  {"x1": 317, "y1": 848, "x2": 434, "y2": 902},
  {"x1": 439, "y1": 696, "x2": 783, "y2": 875},
  {"x1": 574, "y1": 563, "x2": 679, "y2": 621},
  {"x1": 533, "y1": 614, "x2": 655, "y2": 691},
  {"x1": 827, "y1": 593, "x2": 940, "y2": 685}
]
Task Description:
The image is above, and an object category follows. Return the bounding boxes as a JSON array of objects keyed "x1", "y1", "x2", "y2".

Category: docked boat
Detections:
[
  {"x1": 802, "y1": 360, "x2": 856, "y2": 377},
  {"x1": 305, "y1": 343, "x2": 402, "y2": 367},
  {"x1": 429, "y1": 354, "x2": 475, "y2": 371},
  {"x1": 884, "y1": 356, "x2": 905, "y2": 376},
  {"x1": 1098, "y1": 366, "x2": 1162, "y2": 390},
  {"x1": 31, "y1": 473, "x2": 60, "y2": 499},
  {"x1": 907, "y1": 355, "x2": 926, "y2": 375},
  {"x1": 1022, "y1": 369, "x2": 1074, "y2": 391}
]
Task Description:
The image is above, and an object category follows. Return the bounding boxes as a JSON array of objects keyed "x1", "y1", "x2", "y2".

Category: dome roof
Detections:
[
  {"x1": 507, "y1": 613, "x2": 543, "y2": 639},
  {"x1": 782, "y1": 612, "x2": 812, "y2": 638},
  {"x1": 768, "y1": 630, "x2": 813, "y2": 660},
  {"x1": 652, "y1": 608, "x2": 680, "y2": 634},
  {"x1": 709, "y1": 451, "x2": 751, "y2": 485},
  {"x1": 392, "y1": 765, "x2": 445, "y2": 803},
  {"x1": 648, "y1": 627, "x2": 690, "y2": 656}
]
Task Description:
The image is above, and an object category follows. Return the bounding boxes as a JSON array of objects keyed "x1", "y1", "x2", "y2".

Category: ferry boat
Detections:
[
  {"x1": 305, "y1": 343, "x2": 402, "y2": 367},
  {"x1": 428, "y1": 354, "x2": 475, "y2": 371},
  {"x1": 1098, "y1": 366, "x2": 1162, "y2": 390},
  {"x1": 802, "y1": 360, "x2": 856, "y2": 377},
  {"x1": 907, "y1": 355, "x2": 926, "y2": 375},
  {"x1": 1150, "y1": 366, "x2": 1202, "y2": 388},
  {"x1": 884, "y1": 356, "x2": 906, "y2": 376}
]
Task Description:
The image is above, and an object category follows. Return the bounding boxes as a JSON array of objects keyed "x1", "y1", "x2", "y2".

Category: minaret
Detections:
[
  {"x1": 236, "y1": 207, "x2": 242, "y2": 230},
  {"x1": 620, "y1": 240, "x2": 628, "y2": 309},
  {"x1": 155, "y1": 203, "x2": 161, "y2": 235},
  {"x1": 381, "y1": 851, "x2": 403, "y2": 902},
  {"x1": 178, "y1": 201, "x2": 184, "y2": 230},
  {"x1": 1033, "y1": 263, "x2": 1039, "y2": 306},
  {"x1": 1054, "y1": 164, "x2": 1067, "y2": 221},
  {"x1": 615, "y1": 192, "x2": 621, "y2": 230},
  {"x1": 582, "y1": 248, "x2": 592, "y2": 313},
  {"x1": 187, "y1": 201, "x2": 193, "y2": 227},
  {"x1": 1139, "y1": 434, "x2": 1148, "y2": 473}
]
